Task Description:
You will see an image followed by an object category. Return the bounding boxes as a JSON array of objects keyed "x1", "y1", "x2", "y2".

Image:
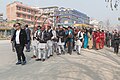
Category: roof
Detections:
[{"x1": 39, "y1": 6, "x2": 59, "y2": 9}]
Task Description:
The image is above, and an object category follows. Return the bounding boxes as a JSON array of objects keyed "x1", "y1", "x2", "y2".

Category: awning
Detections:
[{"x1": 74, "y1": 24, "x2": 89, "y2": 27}]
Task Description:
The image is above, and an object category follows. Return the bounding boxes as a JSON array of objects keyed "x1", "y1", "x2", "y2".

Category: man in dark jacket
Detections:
[
  {"x1": 11, "y1": 23, "x2": 27, "y2": 65},
  {"x1": 114, "y1": 31, "x2": 120, "y2": 54},
  {"x1": 106, "y1": 31, "x2": 111, "y2": 47},
  {"x1": 25, "y1": 24, "x2": 31, "y2": 52},
  {"x1": 57, "y1": 26, "x2": 65, "y2": 55},
  {"x1": 11, "y1": 24, "x2": 16, "y2": 52}
]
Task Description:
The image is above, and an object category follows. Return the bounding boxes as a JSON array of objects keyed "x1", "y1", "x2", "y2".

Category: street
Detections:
[{"x1": 0, "y1": 40, "x2": 120, "y2": 80}]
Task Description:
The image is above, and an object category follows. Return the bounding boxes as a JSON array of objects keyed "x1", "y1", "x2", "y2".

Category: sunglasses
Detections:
[{"x1": 15, "y1": 25, "x2": 19, "y2": 27}]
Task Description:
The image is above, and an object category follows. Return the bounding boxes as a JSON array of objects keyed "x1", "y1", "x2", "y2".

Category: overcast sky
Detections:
[{"x1": 0, "y1": 0, "x2": 120, "y2": 26}]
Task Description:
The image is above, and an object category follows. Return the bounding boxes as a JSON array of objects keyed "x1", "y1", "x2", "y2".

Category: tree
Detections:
[
  {"x1": 105, "y1": 19, "x2": 111, "y2": 30},
  {"x1": 118, "y1": 17, "x2": 120, "y2": 21},
  {"x1": 105, "y1": 0, "x2": 120, "y2": 10}
]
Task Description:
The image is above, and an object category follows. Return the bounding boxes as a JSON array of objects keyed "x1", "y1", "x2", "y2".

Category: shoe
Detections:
[
  {"x1": 12, "y1": 49, "x2": 15, "y2": 52},
  {"x1": 62, "y1": 51, "x2": 65, "y2": 55},
  {"x1": 16, "y1": 61, "x2": 21, "y2": 65},
  {"x1": 31, "y1": 55, "x2": 36, "y2": 58},
  {"x1": 73, "y1": 49, "x2": 76, "y2": 51},
  {"x1": 50, "y1": 55, "x2": 53, "y2": 57},
  {"x1": 47, "y1": 56, "x2": 50, "y2": 59},
  {"x1": 25, "y1": 50, "x2": 30, "y2": 52},
  {"x1": 21, "y1": 61, "x2": 26, "y2": 65},
  {"x1": 77, "y1": 52, "x2": 81, "y2": 55},
  {"x1": 36, "y1": 59, "x2": 41, "y2": 61},
  {"x1": 69, "y1": 53, "x2": 72, "y2": 55},
  {"x1": 57, "y1": 53, "x2": 61, "y2": 55},
  {"x1": 42, "y1": 59, "x2": 45, "y2": 62}
]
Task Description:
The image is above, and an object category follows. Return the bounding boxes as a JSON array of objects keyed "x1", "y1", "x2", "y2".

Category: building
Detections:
[
  {"x1": 0, "y1": 13, "x2": 11, "y2": 38},
  {"x1": 6, "y1": 1, "x2": 45, "y2": 27},
  {"x1": 6, "y1": 1, "x2": 90, "y2": 28},
  {"x1": 0, "y1": 13, "x2": 3, "y2": 22},
  {"x1": 39, "y1": 6, "x2": 90, "y2": 27},
  {"x1": 39, "y1": 6, "x2": 59, "y2": 27},
  {"x1": 0, "y1": 13, "x2": 7, "y2": 27},
  {"x1": 54, "y1": 7, "x2": 90, "y2": 26}
]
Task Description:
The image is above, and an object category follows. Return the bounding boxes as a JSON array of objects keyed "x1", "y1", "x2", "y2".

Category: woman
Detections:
[
  {"x1": 83, "y1": 29, "x2": 88, "y2": 49},
  {"x1": 88, "y1": 28, "x2": 93, "y2": 49}
]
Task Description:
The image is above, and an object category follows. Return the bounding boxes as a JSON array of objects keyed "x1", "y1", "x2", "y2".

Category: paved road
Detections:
[{"x1": 0, "y1": 40, "x2": 120, "y2": 80}]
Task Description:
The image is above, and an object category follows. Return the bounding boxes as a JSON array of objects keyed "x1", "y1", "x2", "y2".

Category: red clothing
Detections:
[
  {"x1": 100, "y1": 32, "x2": 105, "y2": 49},
  {"x1": 95, "y1": 32, "x2": 100, "y2": 49},
  {"x1": 95, "y1": 32, "x2": 100, "y2": 43}
]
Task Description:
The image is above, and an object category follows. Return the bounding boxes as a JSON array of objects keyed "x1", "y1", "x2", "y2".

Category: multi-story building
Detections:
[
  {"x1": 0, "y1": 13, "x2": 7, "y2": 27},
  {"x1": 39, "y1": 6, "x2": 89, "y2": 27},
  {"x1": 39, "y1": 6, "x2": 59, "y2": 26},
  {"x1": 6, "y1": 1, "x2": 90, "y2": 27},
  {"x1": 54, "y1": 7, "x2": 90, "y2": 26},
  {"x1": 0, "y1": 13, "x2": 3, "y2": 22},
  {"x1": 6, "y1": 1, "x2": 45, "y2": 27}
]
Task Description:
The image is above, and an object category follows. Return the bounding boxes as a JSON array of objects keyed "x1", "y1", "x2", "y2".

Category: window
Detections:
[
  {"x1": 23, "y1": 14, "x2": 26, "y2": 18},
  {"x1": 27, "y1": 9, "x2": 31, "y2": 13},
  {"x1": 22, "y1": 8, "x2": 26, "y2": 12},
  {"x1": 17, "y1": 13, "x2": 21, "y2": 17},
  {"x1": 31, "y1": 10, "x2": 33, "y2": 14},
  {"x1": 31, "y1": 16, "x2": 33, "y2": 20},
  {"x1": 17, "y1": 6, "x2": 21, "y2": 10},
  {"x1": 27, "y1": 15, "x2": 31, "y2": 19}
]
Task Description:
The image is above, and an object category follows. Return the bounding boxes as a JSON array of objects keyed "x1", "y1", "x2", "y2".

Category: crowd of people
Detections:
[{"x1": 11, "y1": 23, "x2": 120, "y2": 65}]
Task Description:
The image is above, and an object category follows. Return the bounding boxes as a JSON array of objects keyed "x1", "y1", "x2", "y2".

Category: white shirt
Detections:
[
  {"x1": 15, "y1": 30, "x2": 21, "y2": 44},
  {"x1": 77, "y1": 31, "x2": 83, "y2": 40},
  {"x1": 52, "y1": 30, "x2": 57, "y2": 38}
]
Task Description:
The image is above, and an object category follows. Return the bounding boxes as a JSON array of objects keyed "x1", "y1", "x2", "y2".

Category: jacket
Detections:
[{"x1": 11, "y1": 29, "x2": 27, "y2": 46}]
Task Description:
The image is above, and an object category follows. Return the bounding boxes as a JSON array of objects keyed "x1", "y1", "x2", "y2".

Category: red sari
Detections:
[
  {"x1": 95, "y1": 32, "x2": 100, "y2": 49},
  {"x1": 100, "y1": 32, "x2": 105, "y2": 49}
]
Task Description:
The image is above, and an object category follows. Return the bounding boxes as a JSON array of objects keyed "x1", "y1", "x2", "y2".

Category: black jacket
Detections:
[
  {"x1": 44, "y1": 30, "x2": 53, "y2": 41},
  {"x1": 11, "y1": 29, "x2": 27, "y2": 46},
  {"x1": 25, "y1": 28, "x2": 31, "y2": 41},
  {"x1": 57, "y1": 30, "x2": 65, "y2": 42},
  {"x1": 114, "y1": 33, "x2": 120, "y2": 45}
]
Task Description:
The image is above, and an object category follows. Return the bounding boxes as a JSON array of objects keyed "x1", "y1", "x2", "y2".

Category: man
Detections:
[
  {"x1": 31, "y1": 26, "x2": 41, "y2": 58},
  {"x1": 57, "y1": 26, "x2": 65, "y2": 55},
  {"x1": 111, "y1": 31, "x2": 115, "y2": 47},
  {"x1": 113, "y1": 31, "x2": 120, "y2": 54},
  {"x1": 67, "y1": 26, "x2": 73, "y2": 55},
  {"x1": 11, "y1": 24, "x2": 16, "y2": 52},
  {"x1": 51, "y1": 27, "x2": 58, "y2": 53},
  {"x1": 75, "y1": 29, "x2": 83, "y2": 55},
  {"x1": 25, "y1": 24, "x2": 31, "y2": 52},
  {"x1": 73, "y1": 27, "x2": 79, "y2": 51},
  {"x1": 46, "y1": 26, "x2": 53, "y2": 58},
  {"x1": 36, "y1": 27, "x2": 47, "y2": 61},
  {"x1": 106, "y1": 31, "x2": 111, "y2": 47},
  {"x1": 11, "y1": 23, "x2": 27, "y2": 65}
]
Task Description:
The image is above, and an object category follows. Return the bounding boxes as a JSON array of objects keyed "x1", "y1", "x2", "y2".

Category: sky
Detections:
[{"x1": 0, "y1": 0, "x2": 120, "y2": 26}]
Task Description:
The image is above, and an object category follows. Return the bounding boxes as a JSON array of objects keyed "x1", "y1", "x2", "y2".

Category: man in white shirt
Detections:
[{"x1": 11, "y1": 23, "x2": 27, "y2": 65}]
